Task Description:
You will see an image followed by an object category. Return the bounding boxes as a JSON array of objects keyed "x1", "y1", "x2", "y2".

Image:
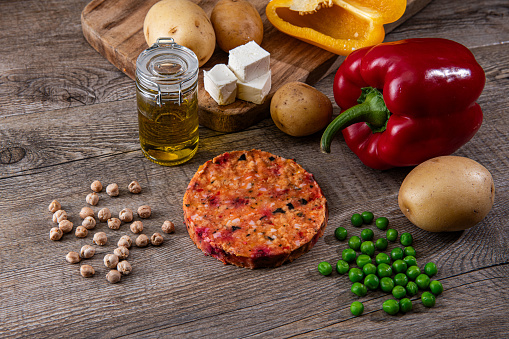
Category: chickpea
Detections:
[
  {"x1": 86, "y1": 192, "x2": 99, "y2": 206},
  {"x1": 161, "y1": 220, "x2": 175, "y2": 234},
  {"x1": 91, "y1": 180, "x2": 103, "y2": 192},
  {"x1": 137, "y1": 205, "x2": 151, "y2": 219},
  {"x1": 97, "y1": 208, "x2": 111, "y2": 222},
  {"x1": 117, "y1": 260, "x2": 132, "y2": 275},
  {"x1": 75, "y1": 226, "x2": 88, "y2": 238},
  {"x1": 106, "y1": 183, "x2": 119, "y2": 197},
  {"x1": 52, "y1": 210, "x2": 67, "y2": 223},
  {"x1": 79, "y1": 206, "x2": 94, "y2": 219},
  {"x1": 58, "y1": 219, "x2": 73, "y2": 233},
  {"x1": 80, "y1": 264, "x2": 95, "y2": 278},
  {"x1": 119, "y1": 208, "x2": 133, "y2": 223},
  {"x1": 151, "y1": 233, "x2": 164, "y2": 246},
  {"x1": 93, "y1": 232, "x2": 108, "y2": 246},
  {"x1": 114, "y1": 246, "x2": 129, "y2": 260},
  {"x1": 135, "y1": 234, "x2": 149, "y2": 247},
  {"x1": 80, "y1": 245, "x2": 95, "y2": 259},
  {"x1": 49, "y1": 227, "x2": 63, "y2": 241},
  {"x1": 48, "y1": 200, "x2": 61, "y2": 213},
  {"x1": 117, "y1": 235, "x2": 132, "y2": 248},
  {"x1": 130, "y1": 221, "x2": 143, "y2": 234},
  {"x1": 106, "y1": 270, "x2": 122, "y2": 283},
  {"x1": 82, "y1": 216, "x2": 96, "y2": 230},
  {"x1": 107, "y1": 217, "x2": 121, "y2": 230},
  {"x1": 128, "y1": 181, "x2": 142, "y2": 194},
  {"x1": 66, "y1": 251, "x2": 81, "y2": 264},
  {"x1": 104, "y1": 253, "x2": 119, "y2": 268}
]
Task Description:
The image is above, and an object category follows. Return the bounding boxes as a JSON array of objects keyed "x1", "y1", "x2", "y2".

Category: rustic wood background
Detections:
[{"x1": 0, "y1": 0, "x2": 508, "y2": 338}]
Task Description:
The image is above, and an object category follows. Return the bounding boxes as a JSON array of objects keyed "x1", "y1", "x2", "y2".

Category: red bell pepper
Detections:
[{"x1": 320, "y1": 38, "x2": 485, "y2": 170}]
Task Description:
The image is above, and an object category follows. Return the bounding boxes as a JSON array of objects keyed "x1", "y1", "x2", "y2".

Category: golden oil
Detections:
[
  {"x1": 135, "y1": 38, "x2": 200, "y2": 166},
  {"x1": 137, "y1": 92, "x2": 199, "y2": 166}
]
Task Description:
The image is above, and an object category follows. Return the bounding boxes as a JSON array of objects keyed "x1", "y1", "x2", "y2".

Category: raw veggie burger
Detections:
[{"x1": 183, "y1": 150, "x2": 328, "y2": 268}]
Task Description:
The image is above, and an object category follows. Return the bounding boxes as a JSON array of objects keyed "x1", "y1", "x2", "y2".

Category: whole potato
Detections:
[
  {"x1": 398, "y1": 156, "x2": 495, "y2": 232},
  {"x1": 143, "y1": 0, "x2": 216, "y2": 67},
  {"x1": 211, "y1": 0, "x2": 263, "y2": 52},
  {"x1": 271, "y1": 82, "x2": 333, "y2": 137}
]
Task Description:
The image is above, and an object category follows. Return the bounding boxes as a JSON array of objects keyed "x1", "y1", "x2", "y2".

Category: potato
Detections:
[
  {"x1": 398, "y1": 156, "x2": 495, "y2": 232},
  {"x1": 211, "y1": 0, "x2": 263, "y2": 53},
  {"x1": 143, "y1": 0, "x2": 216, "y2": 67},
  {"x1": 270, "y1": 82, "x2": 333, "y2": 137}
]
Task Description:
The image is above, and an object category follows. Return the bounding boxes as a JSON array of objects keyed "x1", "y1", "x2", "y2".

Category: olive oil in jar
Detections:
[
  {"x1": 138, "y1": 94, "x2": 199, "y2": 166},
  {"x1": 135, "y1": 37, "x2": 200, "y2": 166}
]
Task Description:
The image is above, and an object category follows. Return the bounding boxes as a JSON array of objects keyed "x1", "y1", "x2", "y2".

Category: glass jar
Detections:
[{"x1": 135, "y1": 38, "x2": 199, "y2": 166}]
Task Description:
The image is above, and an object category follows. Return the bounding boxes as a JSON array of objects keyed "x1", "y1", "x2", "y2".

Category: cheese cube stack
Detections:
[
  {"x1": 203, "y1": 64, "x2": 237, "y2": 106},
  {"x1": 204, "y1": 41, "x2": 271, "y2": 105}
]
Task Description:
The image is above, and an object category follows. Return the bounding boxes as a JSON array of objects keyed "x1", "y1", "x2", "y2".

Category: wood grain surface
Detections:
[
  {"x1": 1, "y1": 0, "x2": 509, "y2": 338},
  {"x1": 80, "y1": 0, "x2": 431, "y2": 132}
]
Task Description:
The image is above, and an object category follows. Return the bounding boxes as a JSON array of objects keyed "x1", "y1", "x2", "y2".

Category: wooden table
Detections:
[{"x1": 1, "y1": 0, "x2": 508, "y2": 337}]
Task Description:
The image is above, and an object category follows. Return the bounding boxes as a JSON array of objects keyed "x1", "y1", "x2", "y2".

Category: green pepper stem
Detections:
[{"x1": 320, "y1": 87, "x2": 391, "y2": 153}]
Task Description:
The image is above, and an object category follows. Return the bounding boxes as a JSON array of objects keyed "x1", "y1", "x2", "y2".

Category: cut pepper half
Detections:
[{"x1": 266, "y1": 0, "x2": 407, "y2": 55}]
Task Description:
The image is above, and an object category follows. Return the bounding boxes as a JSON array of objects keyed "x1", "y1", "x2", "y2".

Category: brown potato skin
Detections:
[
  {"x1": 398, "y1": 156, "x2": 495, "y2": 232},
  {"x1": 271, "y1": 82, "x2": 333, "y2": 137},
  {"x1": 211, "y1": 0, "x2": 263, "y2": 52}
]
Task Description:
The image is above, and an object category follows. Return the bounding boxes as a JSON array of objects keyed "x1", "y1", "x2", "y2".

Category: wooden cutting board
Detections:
[{"x1": 81, "y1": 0, "x2": 431, "y2": 132}]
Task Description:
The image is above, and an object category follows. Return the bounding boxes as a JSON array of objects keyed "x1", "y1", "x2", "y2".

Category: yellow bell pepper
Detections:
[{"x1": 265, "y1": 0, "x2": 407, "y2": 55}]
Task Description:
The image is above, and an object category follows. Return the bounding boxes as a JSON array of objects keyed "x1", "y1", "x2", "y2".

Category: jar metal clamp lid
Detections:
[{"x1": 135, "y1": 37, "x2": 199, "y2": 107}]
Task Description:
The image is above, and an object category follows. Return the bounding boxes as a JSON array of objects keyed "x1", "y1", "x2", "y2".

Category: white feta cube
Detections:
[
  {"x1": 228, "y1": 41, "x2": 270, "y2": 83},
  {"x1": 203, "y1": 64, "x2": 238, "y2": 105},
  {"x1": 237, "y1": 71, "x2": 271, "y2": 104}
]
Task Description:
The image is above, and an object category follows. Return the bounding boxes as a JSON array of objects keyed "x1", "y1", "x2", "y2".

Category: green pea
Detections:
[
  {"x1": 406, "y1": 266, "x2": 421, "y2": 280},
  {"x1": 334, "y1": 227, "x2": 348, "y2": 241},
  {"x1": 403, "y1": 246, "x2": 416, "y2": 257},
  {"x1": 382, "y1": 299, "x2": 400, "y2": 315},
  {"x1": 356, "y1": 254, "x2": 372, "y2": 268},
  {"x1": 350, "y1": 301, "x2": 364, "y2": 316},
  {"x1": 349, "y1": 268, "x2": 364, "y2": 283},
  {"x1": 360, "y1": 229, "x2": 374, "y2": 241},
  {"x1": 362, "y1": 263, "x2": 377, "y2": 276},
  {"x1": 399, "y1": 298, "x2": 413, "y2": 313},
  {"x1": 416, "y1": 274, "x2": 431, "y2": 290},
  {"x1": 348, "y1": 236, "x2": 361, "y2": 251},
  {"x1": 424, "y1": 262, "x2": 438, "y2": 277},
  {"x1": 336, "y1": 260, "x2": 350, "y2": 274},
  {"x1": 430, "y1": 280, "x2": 444, "y2": 296},
  {"x1": 361, "y1": 211, "x2": 374, "y2": 224},
  {"x1": 351, "y1": 213, "x2": 363, "y2": 227},
  {"x1": 394, "y1": 273, "x2": 409, "y2": 287},
  {"x1": 375, "y1": 253, "x2": 391, "y2": 265},
  {"x1": 392, "y1": 259, "x2": 408, "y2": 274},
  {"x1": 375, "y1": 238, "x2": 388, "y2": 251},
  {"x1": 342, "y1": 248, "x2": 357, "y2": 263},
  {"x1": 405, "y1": 281, "x2": 418, "y2": 297},
  {"x1": 364, "y1": 274, "x2": 380, "y2": 290},
  {"x1": 380, "y1": 277, "x2": 395, "y2": 293},
  {"x1": 403, "y1": 255, "x2": 417, "y2": 267},
  {"x1": 392, "y1": 285, "x2": 406, "y2": 299},
  {"x1": 390, "y1": 247, "x2": 404, "y2": 261},
  {"x1": 421, "y1": 291, "x2": 436, "y2": 307},
  {"x1": 351, "y1": 282, "x2": 367, "y2": 297},
  {"x1": 317, "y1": 261, "x2": 332, "y2": 275},
  {"x1": 400, "y1": 232, "x2": 413, "y2": 246},
  {"x1": 386, "y1": 229, "x2": 398, "y2": 242},
  {"x1": 377, "y1": 263, "x2": 393, "y2": 278},
  {"x1": 360, "y1": 241, "x2": 375, "y2": 257},
  {"x1": 375, "y1": 217, "x2": 389, "y2": 230}
]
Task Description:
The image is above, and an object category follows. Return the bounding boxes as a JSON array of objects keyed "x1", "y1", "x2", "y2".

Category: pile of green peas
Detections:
[{"x1": 317, "y1": 212, "x2": 444, "y2": 317}]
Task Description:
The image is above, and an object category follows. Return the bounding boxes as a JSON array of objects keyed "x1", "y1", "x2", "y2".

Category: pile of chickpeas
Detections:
[{"x1": 48, "y1": 180, "x2": 176, "y2": 284}]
